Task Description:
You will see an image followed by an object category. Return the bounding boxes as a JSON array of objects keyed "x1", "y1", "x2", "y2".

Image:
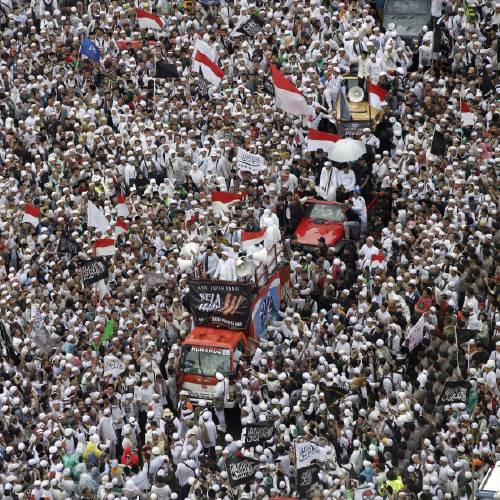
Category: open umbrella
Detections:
[{"x1": 329, "y1": 138, "x2": 366, "y2": 163}]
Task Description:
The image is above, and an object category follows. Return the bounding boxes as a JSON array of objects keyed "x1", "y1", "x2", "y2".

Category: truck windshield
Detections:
[
  {"x1": 304, "y1": 203, "x2": 345, "y2": 223},
  {"x1": 181, "y1": 345, "x2": 231, "y2": 376}
]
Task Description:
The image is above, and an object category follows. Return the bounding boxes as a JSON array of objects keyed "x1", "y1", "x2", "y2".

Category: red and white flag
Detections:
[
  {"x1": 23, "y1": 204, "x2": 40, "y2": 227},
  {"x1": 368, "y1": 80, "x2": 388, "y2": 111},
  {"x1": 135, "y1": 8, "x2": 164, "y2": 30},
  {"x1": 270, "y1": 64, "x2": 312, "y2": 116},
  {"x1": 193, "y1": 41, "x2": 224, "y2": 87},
  {"x1": 116, "y1": 193, "x2": 129, "y2": 218},
  {"x1": 460, "y1": 100, "x2": 475, "y2": 127},
  {"x1": 94, "y1": 238, "x2": 116, "y2": 257},
  {"x1": 307, "y1": 129, "x2": 341, "y2": 155},
  {"x1": 115, "y1": 219, "x2": 129, "y2": 236},
  {"x1": 241, "y1": 228, "x2": 267, "y2": 250},
  {"x1": 211, "y1": 191, "x2": 246, "y2": 204}
]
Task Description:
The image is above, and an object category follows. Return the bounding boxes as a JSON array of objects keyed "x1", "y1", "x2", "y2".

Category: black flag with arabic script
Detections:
[
  {"x1": 226, "y1": 456, "x2": 260, "y2": 487},
  {"x1": 437, "y1": 381, "x2": 470, "y2": 406},
  {"x1": 235, "y1": 14, "x2": 264, "y2": 38}
]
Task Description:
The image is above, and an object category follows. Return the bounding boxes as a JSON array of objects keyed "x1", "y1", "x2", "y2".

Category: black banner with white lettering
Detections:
[
  {"x1": 320, "y1": 383, "x2": 349, "y2": 409},
  {"x1": 81, "y1": 258, "x2": 109, "y2": 286},
  {"x1": 226, "y1": 456, "x2": 260, "y2": 487},
  {"x1": 58, "y1": 235, "x2": 81, "y2": 255},
  {"x1": 245, "y1": 421, "x2": 275, "y2": 446},
  {"x1": 262, "y1": 76, "x2": 275, "y2": 97},
  {"x1": 437, "y1": 381, "x2": 470, "y2": 406},
  {"x1": 297, "y1": 464, "x2": 320, "y2": 495},
  {"x1": 189, "y1": 279, "x2": 252, "y2": 330},
  {"x1": 236, "y1": 14, "x2": 264, "y2": 38}
]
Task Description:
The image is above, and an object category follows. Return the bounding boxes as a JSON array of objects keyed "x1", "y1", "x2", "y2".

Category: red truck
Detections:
[{"x1": 178, "y1": 248, "x2": 289, "y2": 408}]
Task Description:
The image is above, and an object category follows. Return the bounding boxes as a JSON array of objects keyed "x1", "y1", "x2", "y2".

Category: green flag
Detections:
[
  {"x1": 464, "y1": 0, "x2": 476, "y2": 23},
  {"x1": 93, "y1": 320, "x2": 114, "y2": 352}
]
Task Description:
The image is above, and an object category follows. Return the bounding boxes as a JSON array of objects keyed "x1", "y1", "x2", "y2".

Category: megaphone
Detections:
[
  {"x1": 236, "y1": 259, "x2": 255, "y2": 278},
  {"x1": 178, "y1": 258, "x2": 193, "y2": 272},
  {"x1": 180, "y1": 242, "x2": 200, "y2": 259},
  {"x1": 252, "y1": 248, "x2": 268, "y2": 265},
  {"x1": 348, "y1": 86, "x2": 364, "y2": 103}
]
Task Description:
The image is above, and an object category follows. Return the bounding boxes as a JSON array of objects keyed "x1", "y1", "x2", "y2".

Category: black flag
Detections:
[
  {"x1": 262, "y1": 76, "x2": 275, "y2": 96},
  {"x1": 226, "y1": 457, "x2": 260, "y2": 487},
  {"x1": 297, "y1": 464, "x2": 320, "y2": 495},
  {"x1": 430, "y1": 130, "x2": 446, "y2": 157},
  {"x1": 58, "y1": 235, "x2": 81, "y2": 255},
  {"x1": 197, "y1": 76, "x2": 209, "y2": 98},
  {"x1": 244, "y1": 421, "x2": 275, "y2": 446},
  {"x1": 235, "y1": 14, "x2": 264, "y2": 38},
  {"x1": 320, "y1": 383, "x2": 349, "y2": 409},
  {"x1": 437, "y1": 381, "x2": 470, "y2": 406},
  {"x1": 155, "y1": 61, "x2": 179, "y2": 79},
  {"x1": 80, "y1": 258, "x2": 109, "y2": 286}
]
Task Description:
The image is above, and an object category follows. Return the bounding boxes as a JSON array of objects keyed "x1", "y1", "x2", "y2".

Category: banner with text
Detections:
[
  {"x1": 245, "y1": 421, "x2": 275, "y2": 446},
  {"x1": 237, "y1": 147, "x2": 266, "y2": 175},
  {"x1": 189, "y1": 279, "x2": 252, "y2": 330},
  {"x1": 226, "y1": 456, "x2": 260, "y2": 487}
]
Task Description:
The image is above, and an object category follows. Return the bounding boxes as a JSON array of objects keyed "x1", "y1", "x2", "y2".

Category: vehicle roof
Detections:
[
  {"x1": 304, "y1": 198, "x2": 346, "y2": 207},
  {"x1": 185, "y1": 327, "x2": 245, "y2": 349}
]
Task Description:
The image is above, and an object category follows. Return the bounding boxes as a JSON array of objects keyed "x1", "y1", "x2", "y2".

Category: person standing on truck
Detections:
[
  {"x1": 199, "y1": 244, "x2": 219, "y2": 278},
  {"x1": 214, "y1": 372, "x2": 228, "y2": 432},
  {"x1": 213, "y1": 251, "x2": 236, "y2": 281}
]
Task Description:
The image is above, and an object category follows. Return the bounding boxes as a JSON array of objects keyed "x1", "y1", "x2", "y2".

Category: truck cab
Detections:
[{"x1": 179, "y1": 327, "x2": 248, "y2": 407}]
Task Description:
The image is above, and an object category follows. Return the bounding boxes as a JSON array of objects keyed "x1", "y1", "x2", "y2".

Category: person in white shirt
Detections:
[
  {"x1": 351, "y1": 189, "x2": 368, "y2": 235},
  {"x1": 214, "y1": 372, "x2": 228, "y2": 432},
  {"x1": 213, "y1": 252, "x2": 236, "y2": 281},
  {"x1": 337, "y1": 164, "x2": 357, "y2": 201},
  {"x1": 319, "y1": 161, "x2": 338, "y2": 201},
  {"x1": 358, "y1": 237, "x2": 380, "y2": 269}
]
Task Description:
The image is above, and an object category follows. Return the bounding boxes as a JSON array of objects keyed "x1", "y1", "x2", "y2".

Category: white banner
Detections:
[
  {"x1": 103, "y1": 355, "x2": 125, "y2": 377},
  {"x1": 237, "y1": 147, "x2": 266, "y2": 175},
  {"x1": 407, "y1": 314, "x2": 426, "y2": 352},
  {"x1": 295, "y1": 441, "x2": 326, "y2": 470}
]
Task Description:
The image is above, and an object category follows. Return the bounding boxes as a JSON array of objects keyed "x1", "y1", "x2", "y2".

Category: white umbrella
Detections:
[{"x1": 329, "y1": 138, "x2": 366, "y2": 163}]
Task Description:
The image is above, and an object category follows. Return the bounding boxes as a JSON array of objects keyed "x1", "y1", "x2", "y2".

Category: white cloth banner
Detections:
[
  {"x1": 103, "y1": 355, "x2": 125, "y2": 377},
  {"x1": 407, "y1": 314, "x2": 426, "y2": 352},
  {"x1": 237, "y1": 148, "x2": 266, "y2": 175},
  {"x1": 295, "y1": 441, "x2": 326, "y2": 469}
]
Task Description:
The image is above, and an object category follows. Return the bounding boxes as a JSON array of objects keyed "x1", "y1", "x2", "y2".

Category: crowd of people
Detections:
[{"x1": 0, "y1": 0, "x2": 498, "y2": 498}]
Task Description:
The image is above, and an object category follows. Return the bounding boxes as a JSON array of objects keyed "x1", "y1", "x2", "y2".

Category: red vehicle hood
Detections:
[{"x1": 294, "y1": 218, "x2": 344, "y2": 247}]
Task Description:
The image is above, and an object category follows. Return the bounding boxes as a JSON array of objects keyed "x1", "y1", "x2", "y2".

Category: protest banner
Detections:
[
  {"x1": 81, "y1": 258, "x2": 109, "y2": 286},
  {"x1": 437, "y1": 381, "x2": 470, "y2": 406},
  {"x1": 245, "y1": 421, "x2": 275, "y2": 446},
  {"x1": 295, "y1": 442, "x2": 326, "y2": 470},
  {"x1": 237, "y1": 147, "x2": 266, "y2": 175}
]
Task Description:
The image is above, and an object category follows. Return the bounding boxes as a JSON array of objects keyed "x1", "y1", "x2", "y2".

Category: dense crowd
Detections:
[{"x1": 0, "y1": 0, "x2": 498, "y2": 498}]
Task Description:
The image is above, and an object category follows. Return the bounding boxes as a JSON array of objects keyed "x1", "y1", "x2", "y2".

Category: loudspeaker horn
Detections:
[
  {"x1": 181, "y1": 242, "x2": 200, "y2": 259},
  {"x1": 348, "y1": 86, "x2": 364, "y2": 103},
  {"x1": 252, "y1": 247, "x2": 268, "y2": 264},
  {"x1": 236, "y1": 260, "x2": 255, "y2": 278}
]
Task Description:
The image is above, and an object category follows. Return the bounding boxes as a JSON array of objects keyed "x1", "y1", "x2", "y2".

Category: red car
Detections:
[{"x1": 294, "y1": 199, "x2": 347, "y2": 252}]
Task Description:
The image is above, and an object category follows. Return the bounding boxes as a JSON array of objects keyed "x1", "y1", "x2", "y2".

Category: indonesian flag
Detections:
[
  {"x1": 135, "y1": 8, "x2": 164, "y2": 30},
  {"x1": 115, "y1": 219, "x2": 129, "y2": 236},
  {"x1": 116, "y1": 193, "x2": 129, "y2": 218},
  {"x1": 270, "y1": 64, "x2": 312, "y2": 116},
  {"x1": 193, "y1": 41, "x2": 224, "y2": 87},
  {"x1": 371, "y1": 253, "x2": 385, "y2": 262},
  {"x1": 241, "y1": 228, "x2": 267, "y2": 250},
  {"x1": 460, "y1": 100, "x2": 475, "y2": 127},
  {"x1": 23, "y1": 204, "x2": 40, "y2": 227},
  {"x1": 94, "y1": 238, "x2": 116, "y2": 257},
  {"x1": 211, "y1": 191, "x2": 247, "y2": 204},
  {"x1": 368, "y1": 80, "x2": 388, "y2": 111},
  {"x1": 307, "y1": 129, "x2": 341, "y2": 155}
]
